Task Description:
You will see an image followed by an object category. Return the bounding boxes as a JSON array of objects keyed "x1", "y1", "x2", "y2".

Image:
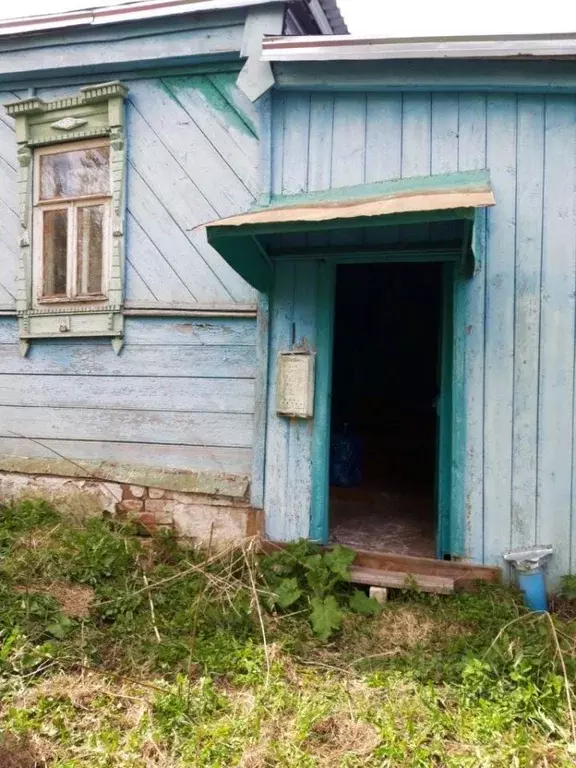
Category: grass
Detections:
[{"x1": 0, "y1": 499, "x2": 576, "y2": 766}]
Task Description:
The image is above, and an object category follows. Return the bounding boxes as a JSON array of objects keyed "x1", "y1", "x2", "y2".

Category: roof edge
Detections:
[
  {"x1": 0, "y1": 0, "x2": 285, "y2": 38},
  {"x1": 262, "y1": 30, "x2": 576, "y2": 62},
  {"x1": 316, "y1": 0, "x2": 347, "y2": 35}
]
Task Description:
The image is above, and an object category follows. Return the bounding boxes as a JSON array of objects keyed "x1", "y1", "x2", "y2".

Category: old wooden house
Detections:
[{"x1": 1, "y1": 0, "x2": 576, "y2": 586}]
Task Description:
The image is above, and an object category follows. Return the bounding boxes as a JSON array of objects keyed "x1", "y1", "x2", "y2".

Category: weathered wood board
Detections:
[
  {"x1": 268, "y1": 89, "x2": 576, "y2": 582},
  {"x1": 0, "y1": 317, "x2": 256, "y2": 478}
]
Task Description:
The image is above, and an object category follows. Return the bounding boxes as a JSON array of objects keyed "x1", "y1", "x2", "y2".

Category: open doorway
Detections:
[{"x1": 329, "y1": 261, "x2": 444, "y2": 557}]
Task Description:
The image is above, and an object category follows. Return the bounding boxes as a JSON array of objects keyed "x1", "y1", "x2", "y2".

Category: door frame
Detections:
[{"x1": 309, "y1": 254, "x2": 458, "y2": 554}]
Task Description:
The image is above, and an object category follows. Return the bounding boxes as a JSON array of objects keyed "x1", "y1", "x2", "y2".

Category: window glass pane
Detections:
[
  {"x1": 76, "y1": 205, "x2": 104, "y2": 295},
  {"x1": 40, "y1": 145, "x2": 109, "y2": 200},
  {"x1": 43, "y1": 209, "x2": 68, "y2": 297}
]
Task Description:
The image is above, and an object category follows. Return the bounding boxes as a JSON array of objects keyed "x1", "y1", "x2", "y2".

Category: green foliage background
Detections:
[{"x1": 0, "y1": 500, "x2": 575, "y2": 767}]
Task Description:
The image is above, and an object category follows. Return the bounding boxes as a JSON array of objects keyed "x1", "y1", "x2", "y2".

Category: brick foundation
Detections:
[{"x1": 0, "y1": 471, "x2": 263, "y2": 548}]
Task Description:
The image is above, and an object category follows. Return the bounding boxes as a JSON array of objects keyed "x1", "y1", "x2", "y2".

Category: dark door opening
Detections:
[{"x1": 329, "y1": 261, "x2": 444, "y2": 557}]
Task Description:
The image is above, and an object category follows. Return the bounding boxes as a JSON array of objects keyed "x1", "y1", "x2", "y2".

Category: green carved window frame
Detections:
[{"x1": 5, "y1": 81, "x2": 129, "y2": 355}]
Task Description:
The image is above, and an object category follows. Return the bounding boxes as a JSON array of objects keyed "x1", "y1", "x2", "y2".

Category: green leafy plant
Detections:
[
  {"x1": 59, "y1": 518, "x2": 141, "y2": 585},
  {"x1": 310, "y1": 595, "x2": 343, "y2": 641},
  {"x1": 0, "y1": 500, "x2": 575, "y2": 766},
  {"x1": 558, "y1": 574, "x2": 576, "y2": 600},
  {"x1": 261, "y1": 542, "x2": 381, "y2": 640},
  {"x1": 349, "y1": 588, "x2": 383, "y2": 616}
]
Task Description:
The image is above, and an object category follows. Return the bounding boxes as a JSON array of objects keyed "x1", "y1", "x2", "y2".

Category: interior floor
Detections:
[{"x1": 329, "y1": 261, "x2": 443, "y2": 557}]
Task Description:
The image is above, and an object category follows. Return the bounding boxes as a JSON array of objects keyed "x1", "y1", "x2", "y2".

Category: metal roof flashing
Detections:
[
  {"x1": 0, "y1": 0, "x2": 282, "y2": 38},
  {"x1": 261, "y1": 31, "x2": 576, "y2": 61},
  {"x1": 0, "y1": 0, "x2": 348, "y2": 39},
  {"x1": 315, "y1": 0, "x2": 348, "y2": 35},
  {"x1": 204, "y1": 171, "x2": 494, "y2": 292}
]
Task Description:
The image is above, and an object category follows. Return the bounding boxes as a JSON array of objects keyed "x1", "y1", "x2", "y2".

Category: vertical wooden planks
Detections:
[
  {"x1": 262, "y1": 258, "x2": 332, "y2": 542},
  {"x1": 264, "y1": 261, "x2": 322, "y2": 541},
  {"x1": 401, "y1": 93, "x2": 432, "y2": 178},
  {"x1": 331, "y1": 93, "x2": 367, "y2": 188},
  {"x1": 511, "y1": 95, "x2": 545, "y2": 552},
  {"x1": 429, "y1": 94, "x2": 459, "y2": 246},
  {"x1": 270, "y1": 92, "x2": 285, "y2": 197},
  {"x1": 281, "y1": 92, "x2": 311, "y2": 196},
  {"x1": 483, "y1": 94, "x2": 517, "y2": 565},
  {"x1": 261, "y1": 88, "x2": 576, "y2": 577},
  {"x1": 365, "y1": 93, "x2": 402, "y2": 183},
  {"x1": 307, "y1": 92, "x2": 334, "y2": 192},
  {"x1": 538, "y1": 96, "x2": 576, "y2": 581},
  {"x1": 251, "y1": 292, "x2": 270, "y2": 509},
  {"x1": 431, "y1": 93, "x2": 459, "y2": 175},
  {"x1": 278, "y1": 92, "x2": 310, "y2": 250},
  {"x1": 286, "y1": 260, "x2": 318, "y2": 536},
  {"x1": 331, "y1": 93, "x2": 367, "y2": 248},
  {"x1": 307, "y1": 92, "x2": 333, "y2": 249},
  {"x1": 264, "y1": 261, "x2": 295, "y2": 541},
  {"x1": 455, "y1": 93, "x2": 487, "y2": 561}
]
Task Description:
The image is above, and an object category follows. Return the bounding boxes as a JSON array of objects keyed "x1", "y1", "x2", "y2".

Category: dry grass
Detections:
[
  {"x1": 13, "y1": 582, "x2": 94, "y2": 618},
  {"x1": 8, "y1": 672, "x2": 176, "y2": 767},
  {"x1": 0, "y1": 732, "x2": 46, "y2": 768},
  {"x1": 2, "y1": 503, "x2": 576, "y2": 767},
  {"x1": 377, "y1": 606, "x2": 436, "y2": 649},
  {"x1": 306, "y1": 714, "x2": 381, "y2": 764}
]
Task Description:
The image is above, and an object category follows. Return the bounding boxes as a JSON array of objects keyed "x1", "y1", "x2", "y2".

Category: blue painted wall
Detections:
[
  {"x1": 266, "y1": 89, "x2": 576, "y2": 582},
  {"x1": 0, "y1": 62, "x2": 260, "y2": 482},
  {"x1": 0, "y1": 10, "x2": 247, "y2": 83},
  {"x1": 0, "y1": 316, "x2": 255, "y2": 478},
  {"x1": 0, "y1": 72, "x2": 259, "y2": 311}
]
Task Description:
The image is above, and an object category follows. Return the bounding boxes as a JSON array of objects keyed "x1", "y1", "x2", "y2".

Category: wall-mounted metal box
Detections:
[{"x1": 276, "y1": 351, "x2": 315, "y2": 419}]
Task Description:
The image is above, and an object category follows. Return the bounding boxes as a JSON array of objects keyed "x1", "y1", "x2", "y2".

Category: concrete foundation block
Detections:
[{"x1": 369, "y1": 586, "x2": 388, "y2": 605}]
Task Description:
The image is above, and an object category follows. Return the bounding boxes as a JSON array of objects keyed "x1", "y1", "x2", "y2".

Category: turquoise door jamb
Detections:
[
  {"x1": 436, "y1": 262, "x2": 455, "y2": 558},
  {"x1": 309, "y1": 259, "x2": 336, "y2": 543}
]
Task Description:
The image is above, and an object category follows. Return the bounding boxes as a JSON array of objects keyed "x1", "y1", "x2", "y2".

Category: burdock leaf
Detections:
[
  {"x1": 274, "y1": 577, "x2": 302, "y2": 608},
  {"x1": 349, "y1": 589, "x2": 383, "y2": 616},
  {"x1": 310, "y1": 596, "x2": 343, "y2": 641}
]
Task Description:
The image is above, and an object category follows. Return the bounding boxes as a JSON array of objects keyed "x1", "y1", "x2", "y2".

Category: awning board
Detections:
[{"x1": 205, "y1": 171, "x2": 494, "y2": 291}]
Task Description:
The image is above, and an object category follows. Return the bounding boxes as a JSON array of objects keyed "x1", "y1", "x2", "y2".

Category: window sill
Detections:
[
  {"x1": 36, "y1": 295, "x2": 108, "y2": 306},
  {"x1": 18, "y1": 302, "x2": 124, "y2": 355}
]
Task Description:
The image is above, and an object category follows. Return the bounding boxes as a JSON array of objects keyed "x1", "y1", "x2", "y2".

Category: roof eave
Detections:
[
  {"x1": 261, "y1": 31, "x2": 576, "y2": 62},
  {"x1": 0, "y1": 0, "x2": 286, "y2": 39}
]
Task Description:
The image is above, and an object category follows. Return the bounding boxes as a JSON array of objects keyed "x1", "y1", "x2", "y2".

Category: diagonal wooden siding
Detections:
[
  {"x1": 0, "y1": 71, "x2": 259, "y2": 310},
  {"x1": 270, "y1": 90, "x2": 576, "y2": 582},
  {"x1": 0, "y1": 92, "x2": 19, "y2": 310},
  {"x1": 125, "y1": 75, "x2": 258, "y2": 306},
  {"x1": 0, "y1": 70, "x2": 259, "y2": 486}
]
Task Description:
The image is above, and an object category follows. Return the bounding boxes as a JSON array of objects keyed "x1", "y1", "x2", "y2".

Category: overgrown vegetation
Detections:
[{"x1": 1, "y1": 499, "x2": 576, "y2": 766}]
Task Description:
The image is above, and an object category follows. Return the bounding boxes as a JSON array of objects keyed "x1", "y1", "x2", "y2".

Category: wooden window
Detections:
[
  {"x1": 6, "y1": 80, "x2": 128, "y2": 353},
  {"x1": 34, "y1": 140, "x2": 111, "y2": 303}
]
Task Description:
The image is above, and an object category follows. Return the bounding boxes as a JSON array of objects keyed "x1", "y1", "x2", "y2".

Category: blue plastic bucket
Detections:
[{"x1": 517, "y1": 570, "x2": 548, "y2": 612}]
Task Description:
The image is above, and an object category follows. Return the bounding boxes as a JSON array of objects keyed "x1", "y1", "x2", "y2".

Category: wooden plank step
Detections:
[
  {"x1": 349, "y1": 566, "x2": 455, "y2": 594},
  {"x1": 259, "y1": 539, "x2": 501, "y2": 593},
  {"x1": 350, "y1": 548, "x2": 500, "y2": 583}
]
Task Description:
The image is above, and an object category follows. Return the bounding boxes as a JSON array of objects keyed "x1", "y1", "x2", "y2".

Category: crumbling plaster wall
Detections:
[{"x1": 0, "y1": 472, "x2": 262, "y2": 548}]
